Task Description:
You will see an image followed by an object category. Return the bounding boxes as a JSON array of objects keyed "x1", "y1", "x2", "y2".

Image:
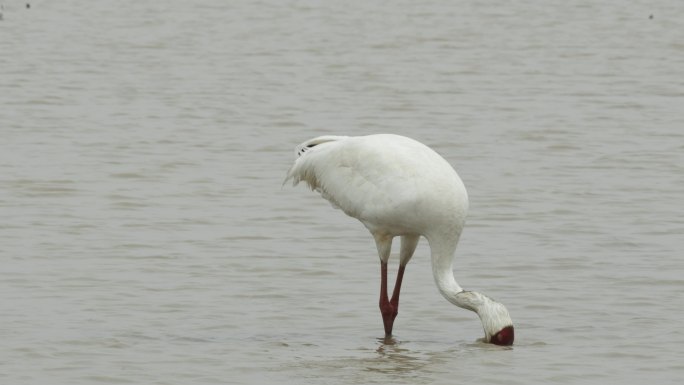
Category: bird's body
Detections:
[
  {"x1": 285, "y1": 134, "x2": 514, "y2": 345},
  {"x1": 288, "y1": 134, "x2": 467, "y2": 238}
]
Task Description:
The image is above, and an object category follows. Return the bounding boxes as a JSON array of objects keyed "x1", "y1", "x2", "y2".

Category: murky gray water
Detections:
[{"x1": 2, "y1": 0, "x2": 683, "y2": 383}]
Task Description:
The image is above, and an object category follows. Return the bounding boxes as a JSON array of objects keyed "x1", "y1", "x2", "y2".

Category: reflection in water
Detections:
[
  {"x1": 282, "y1": 333, "x2": 522, "y2": 384},
  {"x1": 366, "y1": 337, "x2": 442, "y2": 379},
  {"x1": 283, "y1": 336, "x2": 447, "y2": 384},
  {"x1": 369, "y1": 336, "x2": 516, "y2": 376},
  {"x1": 373, "y1": 337, "x2": 421, "y2": 370}
]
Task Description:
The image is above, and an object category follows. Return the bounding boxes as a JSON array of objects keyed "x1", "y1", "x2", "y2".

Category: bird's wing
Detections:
[{"x1": 284, "y1": 135, "x2": 417, "y2": 223}]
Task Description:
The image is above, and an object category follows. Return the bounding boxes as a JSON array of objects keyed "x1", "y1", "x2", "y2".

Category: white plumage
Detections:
[{"x1": 285, "y1": 134, "x2": 514, "y2": 345}]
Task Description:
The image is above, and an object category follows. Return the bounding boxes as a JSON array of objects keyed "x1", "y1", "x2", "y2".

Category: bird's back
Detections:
[{"x1": 286, "y1": 134, "x2": 468, "y2": 237}]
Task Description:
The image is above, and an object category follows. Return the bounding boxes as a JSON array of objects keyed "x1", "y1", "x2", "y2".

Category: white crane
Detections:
[{"x1": 285, "y1": 134, "x2": 514, "y2": 345}]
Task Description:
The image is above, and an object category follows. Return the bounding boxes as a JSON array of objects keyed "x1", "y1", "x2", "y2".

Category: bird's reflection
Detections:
[
  {"x1": 378, "y1": 335, "x2": 398, "y2": 347},
  {"x1": 366, "y1": 336, "x2": 428, "y2": 375}
]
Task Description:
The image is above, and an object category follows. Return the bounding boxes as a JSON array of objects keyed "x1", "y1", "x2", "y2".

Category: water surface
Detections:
[{"x1": 1, "y1": 0, "x2": 683, "y2": 384}]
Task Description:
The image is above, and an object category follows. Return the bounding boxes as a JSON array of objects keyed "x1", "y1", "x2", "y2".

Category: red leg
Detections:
[
  {"x1": 390, "y1": 265, "x2": 406, "y2": 313},
  {"x1": 379, "y1": 262, "x2": 406, "y2": 337},
  {"x1": 379, "y1": 262, "x2": 393, "y2": 336}
]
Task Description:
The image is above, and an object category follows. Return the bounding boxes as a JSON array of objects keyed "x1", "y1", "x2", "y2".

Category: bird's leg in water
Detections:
[
  {"x1": 379, "y1": 262, "x2": 393, "y2": 336},
  {"x1": 379, "y1": 262, "x2": 406, "y2": 336},
  {"x1": 391, "y1": 264, "x2": 405, "y2": 315}
]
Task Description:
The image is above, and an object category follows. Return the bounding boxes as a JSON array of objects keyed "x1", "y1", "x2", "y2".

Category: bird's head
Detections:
[
  {"x1": 478, "y1": 294, "x2": 514, "y2": 346},
  {"x1": 458, "y1": 291, "x2": 514, "y2": 346},
  {"x1": 490, "y1": 325, "x2": 514, "y2": 346}
]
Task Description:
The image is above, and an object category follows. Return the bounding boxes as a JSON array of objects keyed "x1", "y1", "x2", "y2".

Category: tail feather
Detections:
[
  {"x1": 284, "y1": 135, "x2": 347, "y2": 188},
  {"x1": 294, "y1": 135, "x2": 348, "y2": 157}
]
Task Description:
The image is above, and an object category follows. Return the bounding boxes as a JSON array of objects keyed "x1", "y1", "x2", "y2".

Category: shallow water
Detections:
[{"x1": 1, "y1": 0, "x2": 683, "y2": 384}]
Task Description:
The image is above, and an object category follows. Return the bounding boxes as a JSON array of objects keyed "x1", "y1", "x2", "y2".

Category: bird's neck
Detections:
[
  {"x1": 427, "y1": 234, "x2": 490, "y2": 314},
  {"x1": 427, "y1": 233, "x2": 513, "y2": 341},
  {"x1": 427, "y1": 233, "x2": 466, "y2": 303}
]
